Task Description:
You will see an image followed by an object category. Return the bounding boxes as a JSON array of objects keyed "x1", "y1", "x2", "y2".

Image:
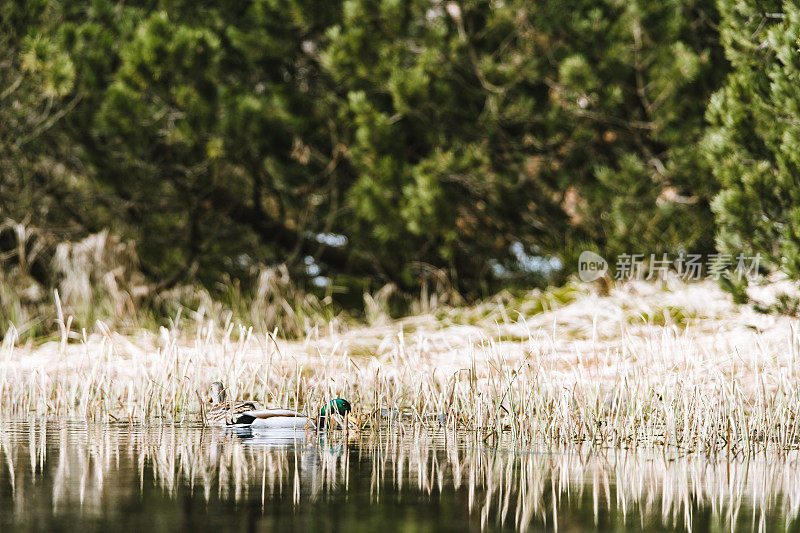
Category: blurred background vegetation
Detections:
[{"x1": 0, "y1": 0, "x2": 795, "y2": 337}]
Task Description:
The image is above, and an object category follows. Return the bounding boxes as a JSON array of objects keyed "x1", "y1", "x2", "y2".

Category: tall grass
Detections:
[
  {"x1": 0, "y1": 219, "x2": 355, "y2": 340},
  {"x1": 1, "y1": 265, "x2": 799, "y2": 454}
]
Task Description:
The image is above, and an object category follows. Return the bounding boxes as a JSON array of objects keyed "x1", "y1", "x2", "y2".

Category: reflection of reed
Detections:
[{"x1": 1, "y1": 423, "x2": 799, "y2": 531}]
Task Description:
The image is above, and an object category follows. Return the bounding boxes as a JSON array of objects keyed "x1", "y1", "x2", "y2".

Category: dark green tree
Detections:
[
  {"x1": 0, "y1": 0, "x2": 729, "y2": 307},
  {"x1": 322, "y1": 0, "x2": 724, "y2": 293},
  {"x1": 704, "y1": 1, "x2": 799, "y2": 296},
  {"x1": 0, "y1": 1, "x2": 87, "y2": 282},
  {"x1": 70, "y1": 2, "x2": 354, "y2": 287}
]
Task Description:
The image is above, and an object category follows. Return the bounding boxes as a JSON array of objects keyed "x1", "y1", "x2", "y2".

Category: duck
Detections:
[
  {"x1": 204, "y1": 380, "x2": 353, "y2": 430},
  {"x1": 204, "y1": 381, "x2": 265, "y2": 425}
]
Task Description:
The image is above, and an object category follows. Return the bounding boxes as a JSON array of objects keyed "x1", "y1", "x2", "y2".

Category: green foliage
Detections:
[
  {"x1": 0, "y1": 2, "x2": 78, "y2": 231},
  {"x1": 0, "y1": 0, "x2": 726, "y2": 309},
  {"x1": 704, "y1": 1, "x2": 800, "y2": 287},
  {"x1": 323, "y1": 0, "x2": 724, "y2": 288},
  {"x1": 753, "y1": 293, "x2": 800, "y2": 317}
]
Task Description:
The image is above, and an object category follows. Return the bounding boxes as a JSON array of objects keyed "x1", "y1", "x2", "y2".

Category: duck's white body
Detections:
[
  {"x1": 237, "y1": 408, "x2": 317, "y2": 430},
  {"x1": 248, "y1": 416, "x2": 315, "y2": 429}
]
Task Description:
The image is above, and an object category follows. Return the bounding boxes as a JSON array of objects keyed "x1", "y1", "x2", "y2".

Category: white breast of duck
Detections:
[{"x1": 232, "y1": 408, "x2": 316, "y2": 430}]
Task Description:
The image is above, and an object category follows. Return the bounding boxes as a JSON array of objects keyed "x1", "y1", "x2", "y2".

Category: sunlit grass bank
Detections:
[{"x1": 3, "y1": 277, "x2": 800, "y2": 454}]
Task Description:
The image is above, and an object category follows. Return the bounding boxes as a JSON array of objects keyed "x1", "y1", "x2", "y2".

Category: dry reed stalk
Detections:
[{"x1": 0, "y1": 278, "x2": 799, "y2": 454}]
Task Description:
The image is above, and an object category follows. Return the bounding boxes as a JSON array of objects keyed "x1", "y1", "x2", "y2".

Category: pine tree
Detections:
[
  {"x1": 323, "y1": 0, "x2": 724, "y2": 291},
  {"x1": 0, "y1": 0, "x2": 730, "y2": 301},
  {"x1": 704, "y1": 1, "x2": 799, "y2": 296}
]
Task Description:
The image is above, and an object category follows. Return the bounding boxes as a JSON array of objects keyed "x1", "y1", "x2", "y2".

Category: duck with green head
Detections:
[{"x1": 205, "y1": 381, "x2": 353, "y2": 430}]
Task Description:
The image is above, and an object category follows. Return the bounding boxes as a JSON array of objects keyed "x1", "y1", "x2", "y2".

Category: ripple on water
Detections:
[{"x1": 0, "y1": 421, "x2": 797, "y2": 531}]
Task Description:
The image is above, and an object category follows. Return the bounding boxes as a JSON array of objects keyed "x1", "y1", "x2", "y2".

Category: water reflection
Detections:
[{"x1": 0, "y1": 422, "x2": 798, "y2": 531}]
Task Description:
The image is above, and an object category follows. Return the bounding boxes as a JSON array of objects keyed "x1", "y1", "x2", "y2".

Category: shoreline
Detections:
[{"x1": 2, "y1": 280, "x2": 798, "y2": 451}]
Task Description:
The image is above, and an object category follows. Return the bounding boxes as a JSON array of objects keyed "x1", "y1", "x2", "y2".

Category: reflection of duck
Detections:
[
  {"x1": 229, "y1": 426, "x2": 317, "y2": 446},
  {"x1": 205, "y1": 380, "x2": 352, "y2": 430}
]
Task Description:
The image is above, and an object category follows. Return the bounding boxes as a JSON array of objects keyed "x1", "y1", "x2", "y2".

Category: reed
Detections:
[
  {"x1": 0, "y1": 220, "x2": 354, "y2": 340},
  {"x1": 1, "y1": 272, "x2": 799, "y2": 454}
]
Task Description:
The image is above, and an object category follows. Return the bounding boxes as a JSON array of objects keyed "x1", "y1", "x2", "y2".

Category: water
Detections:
[{"x1": 0, "y1": 422, "x2": 798, "y2": 532}]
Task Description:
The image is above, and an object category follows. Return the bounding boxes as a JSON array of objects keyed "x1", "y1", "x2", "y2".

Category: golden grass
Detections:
[
  {"x1": 2, "y1": 277, "x2": 800, "y2": 453},
  {"x1": 0, "y1": 220, "x2": 351, "y2": 339}
]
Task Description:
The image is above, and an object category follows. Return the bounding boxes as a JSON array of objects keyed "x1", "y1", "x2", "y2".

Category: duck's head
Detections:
[
  {"x1": 319, "y1": 398, "x2": 352, "y2": 426},
  {"x1": 209, "y1": 381, "x2": 226, "y2": 404}
]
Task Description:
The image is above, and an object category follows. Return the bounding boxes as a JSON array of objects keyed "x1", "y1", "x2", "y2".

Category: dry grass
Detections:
[
  {"x1": 0, "y1": 219, "x2": 352, "y2": 339},
  {"x1": 2, "y1": 275, "x2": 800, "y2": 454}
]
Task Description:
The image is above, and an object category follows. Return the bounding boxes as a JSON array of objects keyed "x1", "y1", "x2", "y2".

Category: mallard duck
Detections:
[
  {"x1": 204, "y1": 381, "x2": 352, "y2": 430},
  {"x1": 204, "y1": 381, "x2": 266, "y2": 426}
]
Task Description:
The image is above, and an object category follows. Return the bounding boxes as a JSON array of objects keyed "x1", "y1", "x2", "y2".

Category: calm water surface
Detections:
[{"x1": 0, "y1": 422, "x2": 798, "y2": 532}]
